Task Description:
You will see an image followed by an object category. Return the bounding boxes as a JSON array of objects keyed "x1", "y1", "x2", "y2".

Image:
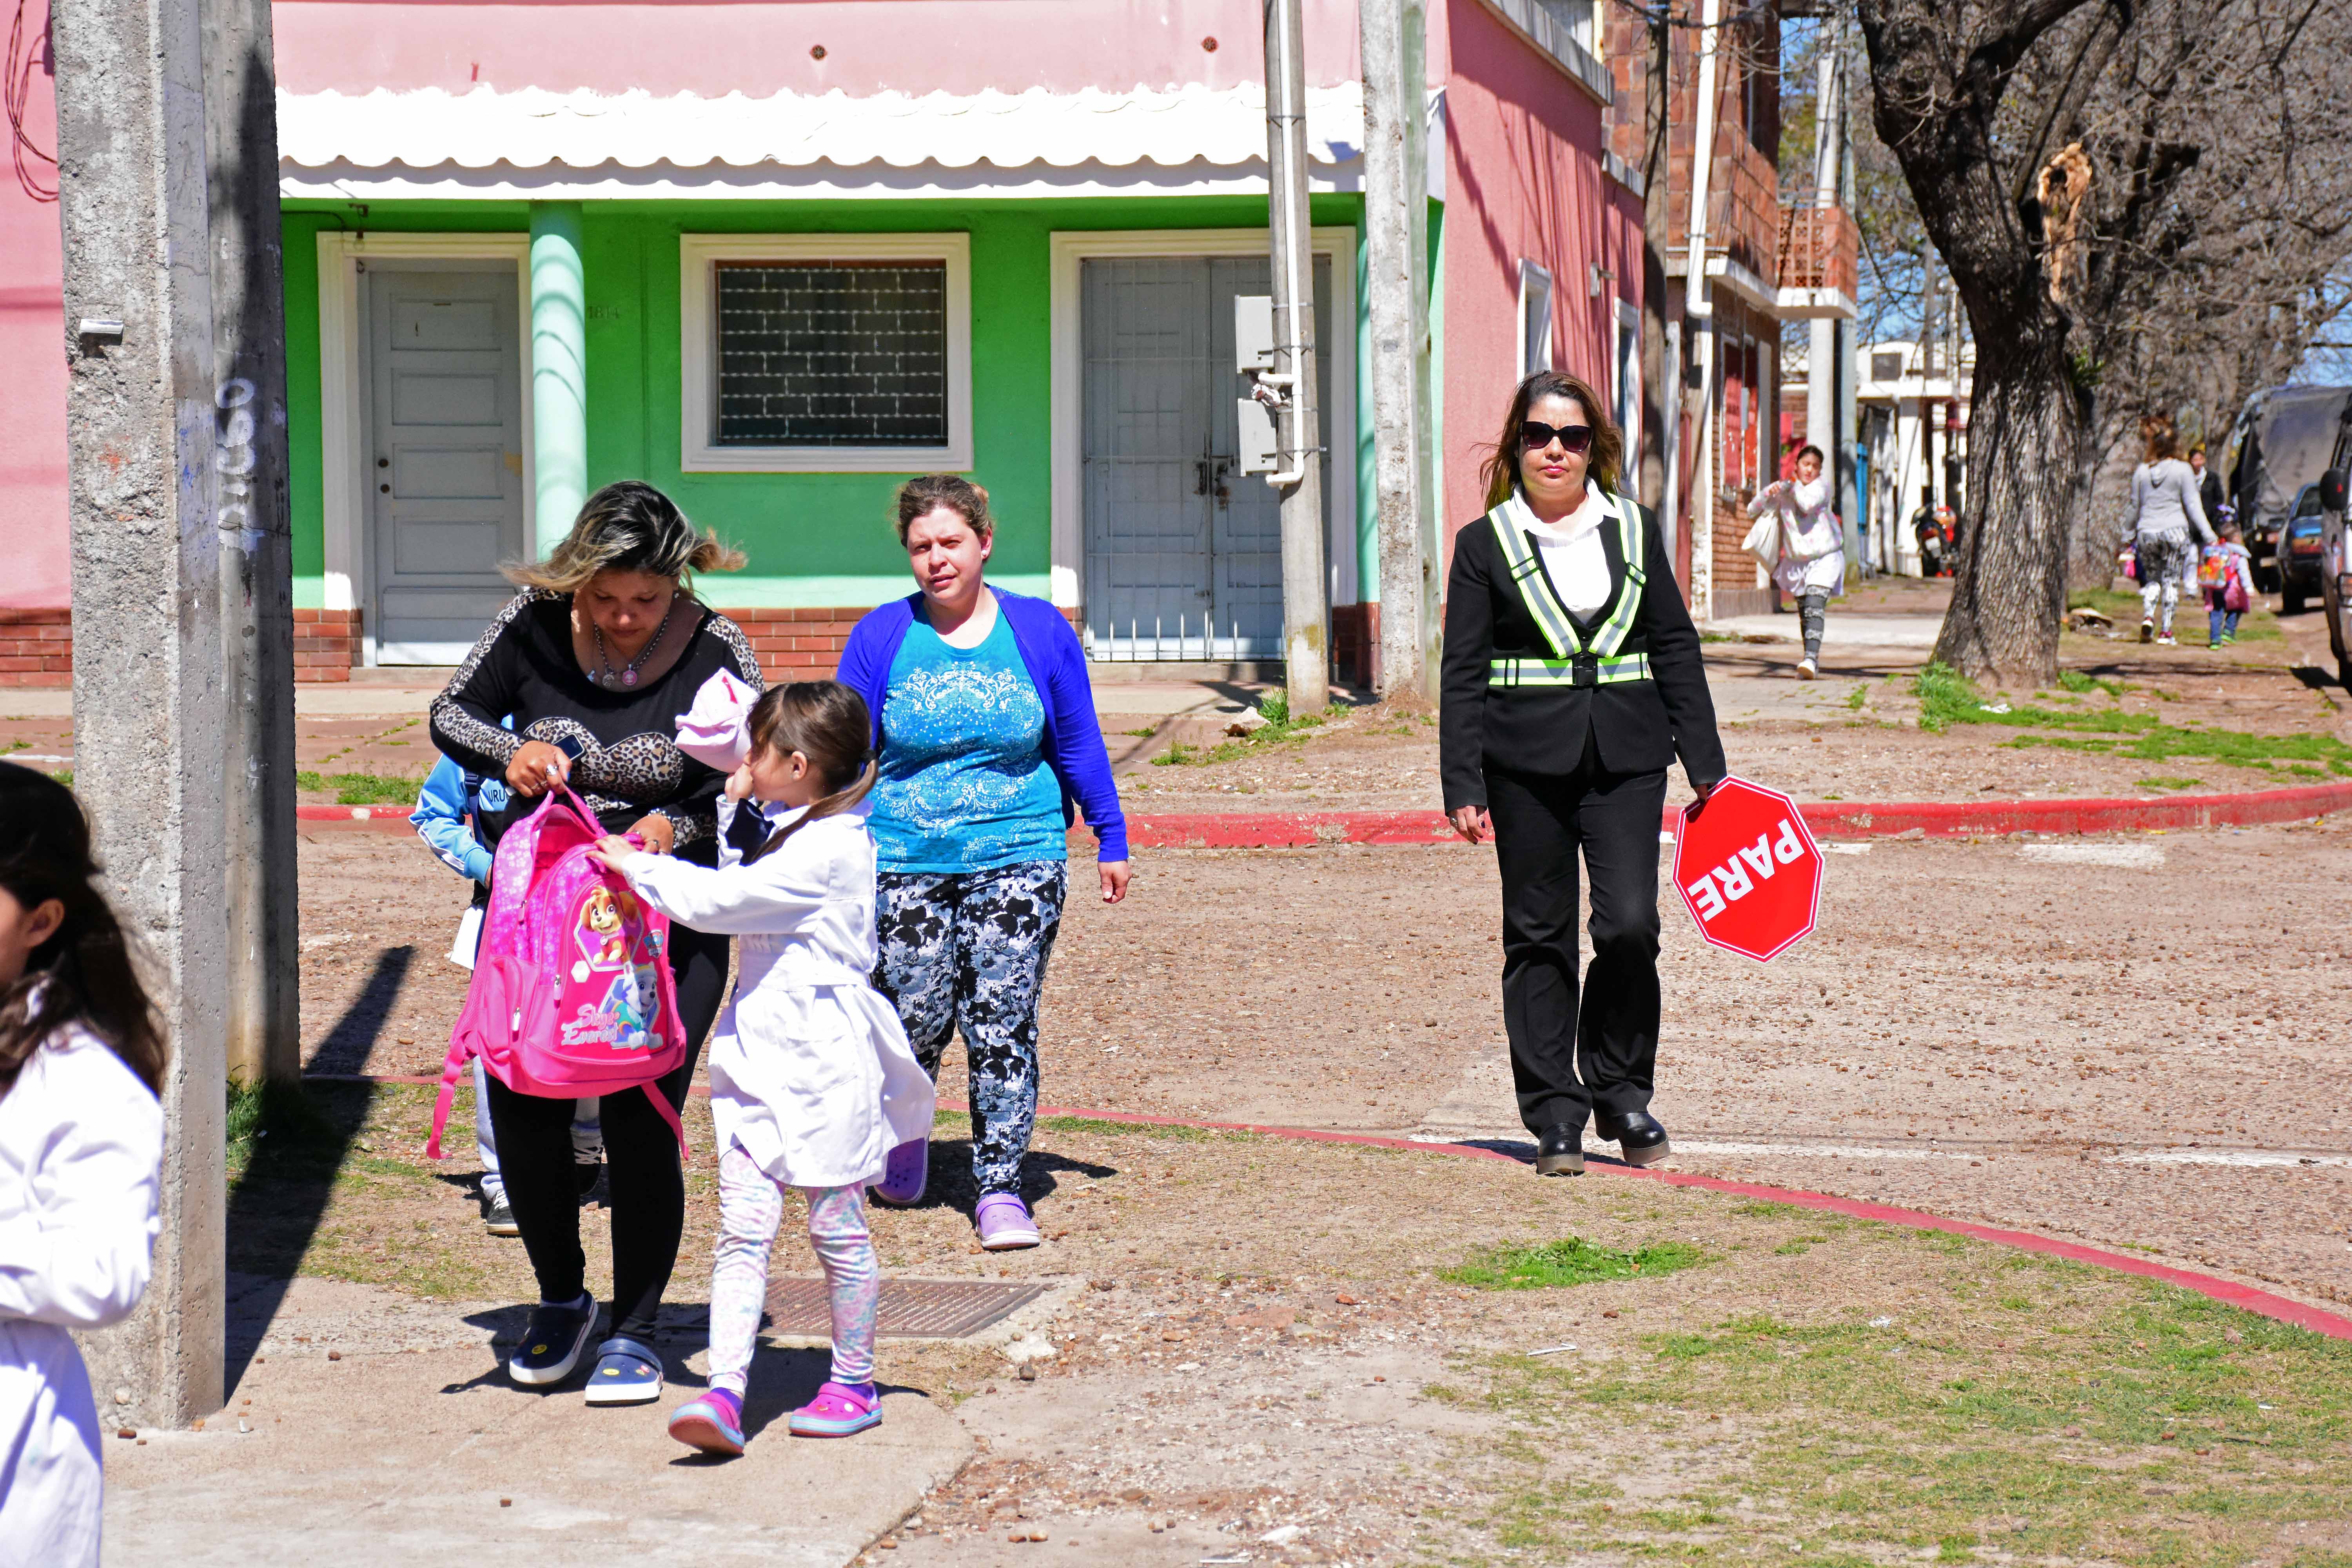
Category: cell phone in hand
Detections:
[{"x1": 552, "y1": 735, "x2": 588, "y2": 762}]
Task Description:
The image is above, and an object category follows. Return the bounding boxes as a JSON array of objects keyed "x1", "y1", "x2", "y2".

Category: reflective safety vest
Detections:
[{"x1": 1487, "y1": 491, "x2": 1652, "y2": 689}]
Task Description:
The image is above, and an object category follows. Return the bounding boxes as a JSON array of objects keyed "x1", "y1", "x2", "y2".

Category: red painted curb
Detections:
[
  {"x1": 316, "y1": 1073, "x2": 2352, "y2": 1341},
  {"x1": 300, "y1": 779, "x2": 2352, "y2": 843},
  {"x1": 1123, "y1": 779, "x2": 2352, "y2": 847}
]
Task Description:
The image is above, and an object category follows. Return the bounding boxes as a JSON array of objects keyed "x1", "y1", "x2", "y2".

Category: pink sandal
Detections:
[{"x1": 789, "y1": 1380, "x2": 881, "y2": 1438}]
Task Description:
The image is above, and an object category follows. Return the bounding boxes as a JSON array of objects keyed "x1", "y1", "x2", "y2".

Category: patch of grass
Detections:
[
  {"x1": 1120, "y1": 724, "x2": 1159, "y2": 738},
  {"x1": 1147, "y1": 694, "x2": 1343, "y2": 767},
  {"x1": 1443, "y1": 1236, "x2": 1704, "y2": 1291},
  {"x1": 296, "y1": 769, "x2": 425, "y2": 805},
  {"x1": 2058, "y1": 668, "x2": 2125, "y2": 697},
  {"x1": 1439, "y1": 1232, "x2": 2352, "y2": 1568},
  {"x1": 2136, "y1": 776, "x2": 2205, "y2": 791},
  {"x1": 1845, "y1": 685, "x2": 1867, "y2": 710},
  {"x1": 1915, "y1": 662, "x2": 2352, "y2": 775},
  {"x1": 1036, "y1": 1114, "x2": 1241, "y2": 1143}
]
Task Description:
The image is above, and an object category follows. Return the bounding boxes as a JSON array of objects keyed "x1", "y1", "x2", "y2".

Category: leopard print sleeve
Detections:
[
  {"x1": 703, "y1": 610, "x2": 766, "y2": 689},
  {"x1": 429, "y1": 589, "x2": 547, "y2": 776}
]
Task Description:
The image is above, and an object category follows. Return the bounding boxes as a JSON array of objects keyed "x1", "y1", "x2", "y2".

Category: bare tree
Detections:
[{"x1": 1851, "y1": 0, "x2": 2352, "y2": 683}]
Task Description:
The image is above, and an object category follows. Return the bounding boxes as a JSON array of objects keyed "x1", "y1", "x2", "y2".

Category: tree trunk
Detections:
[{"x1": 1932, "y1": 330, "x2": 2086, "y2": 684}]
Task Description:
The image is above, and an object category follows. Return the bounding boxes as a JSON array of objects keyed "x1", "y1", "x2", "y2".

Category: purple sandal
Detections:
[
  {"x1": 668, "y1": 1388, "x2": 745, "y2": 1456},
  {"x1": 870, "y1": 1137, "x2": 928, "y2": 1207},
  {"x1": 789, "y1": 1380, "x2": 881, "y2": 1438}
]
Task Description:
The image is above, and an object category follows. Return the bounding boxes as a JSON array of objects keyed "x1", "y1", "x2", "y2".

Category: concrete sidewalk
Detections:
[{"x1": 104, "y1": 1274, "x2": 970, "y2": 1566}]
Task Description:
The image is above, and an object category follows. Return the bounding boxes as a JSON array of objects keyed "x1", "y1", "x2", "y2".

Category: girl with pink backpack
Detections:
[{"x1": 593, "y1": 677, "x2": 933, "y2": 1453}]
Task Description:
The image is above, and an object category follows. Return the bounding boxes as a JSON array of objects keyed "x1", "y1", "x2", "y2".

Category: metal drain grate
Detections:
[{"x1": 764, "y1": 1276, "x2": 1050, "y2": 1340}]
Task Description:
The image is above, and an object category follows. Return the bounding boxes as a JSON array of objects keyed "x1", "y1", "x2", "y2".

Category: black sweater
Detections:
[
  {"x1": 1439, "y1": 503, "x2": 1726, "y2": 810},
  {"x1": 428, "y1": 590, "x2": 765, "y2": 859}
]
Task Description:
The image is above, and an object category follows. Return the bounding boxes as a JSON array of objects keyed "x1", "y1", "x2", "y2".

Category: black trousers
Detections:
[
  {"x1": 1483, "y1": 752, "x2": 1669, "y2": 1138},
  {"x1": 484, "y1": 920, "x2": 728, "y2": 1341}
]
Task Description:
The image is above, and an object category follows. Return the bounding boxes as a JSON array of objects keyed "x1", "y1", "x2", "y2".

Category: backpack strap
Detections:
[
  {"x1": 424, "y1": 1033, "x2": 474, "y2": 1161},
  {"x1": 644, "y1": 1081, "x2": 688, "y2": 1157}
]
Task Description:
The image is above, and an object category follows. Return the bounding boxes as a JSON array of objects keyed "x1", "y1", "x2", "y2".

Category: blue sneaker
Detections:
[
  {"x1": 508, "y1": 1292, "x2": 597, "y2": 1387},
  {"x1": 584, "y1": 1334, "x2": 664, "y2": 1406}
]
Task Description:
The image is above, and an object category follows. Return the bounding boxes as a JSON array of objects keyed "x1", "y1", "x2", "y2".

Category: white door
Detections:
[
  {"x1": 1080, "y1": 254, "x2": 1330, "y2": 660},
  {"x1": 366, "y1": 266, "x2": 526, "y2": 664}
]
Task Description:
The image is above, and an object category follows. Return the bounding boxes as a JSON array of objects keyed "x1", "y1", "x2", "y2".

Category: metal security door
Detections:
[
  {"x1": 1081, "y1": 254, "x2": 1331, "y2": 661},
  {"x1": 367, "y1": 266, "x2": 526, "y2": 664}
]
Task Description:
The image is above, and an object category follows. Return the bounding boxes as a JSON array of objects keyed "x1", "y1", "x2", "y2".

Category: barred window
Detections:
[{"x1": 713, "y1": 261, "x2": 948, "y2": 447}]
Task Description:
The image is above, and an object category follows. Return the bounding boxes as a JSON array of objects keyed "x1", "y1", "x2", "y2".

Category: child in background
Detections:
[
  {"x1": 412, "y1": 746, "x2": 603, "y2": 1236},
  {"x1": 591, "y1": 679, "x2": 933, "y2": 1454},
  {"x1": 0, "y1": 763, "x2": 167, "y2": 1568},
  {"x1": 2202, "y1": 521, "x2": 2256, "y2": 648}
]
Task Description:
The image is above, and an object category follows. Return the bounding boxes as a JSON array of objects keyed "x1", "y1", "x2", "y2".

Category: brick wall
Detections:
[
  {"x1": 723, "y1": 607, "x2": 866, "y2": 681},
  {"x1": 294, "y1": 608, "x2": 361, "y2": 682},
  {"x1": 0, "y1": 608, "x2": 71, "y2": 687}
]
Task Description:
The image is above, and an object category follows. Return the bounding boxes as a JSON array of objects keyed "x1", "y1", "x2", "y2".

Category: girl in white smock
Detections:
[
  {"x1": 1747, "y1": 443, "x2": 1845, "y2": 679},
  {"x1": 0, "y1": 763, "x2": 166, "y2": 1568},
  {"x1": 592, "y1": 677, "x2": 933, "y2": 1456}
]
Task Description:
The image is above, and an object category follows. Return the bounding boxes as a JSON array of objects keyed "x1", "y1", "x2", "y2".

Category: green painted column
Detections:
[{"x1": 529, "y1": 202, "x2": 588, "y2": 557}]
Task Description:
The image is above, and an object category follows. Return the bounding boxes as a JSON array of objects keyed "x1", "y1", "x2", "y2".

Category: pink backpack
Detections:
[{"x1": 426, "y1": 784, "x2": 688, "y2": 1160}]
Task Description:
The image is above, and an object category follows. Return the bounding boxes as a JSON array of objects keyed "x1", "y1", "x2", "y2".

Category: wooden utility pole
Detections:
[
  {"x1": 1264, "y1": 0, "x2": 1329, "y2": 713},
  {"x1": 52, "y1": 0, "x2": 299, "y2": 1426},
  {"x1": 1363, "y1": 0, "x2": 1434, "y2": 699}
]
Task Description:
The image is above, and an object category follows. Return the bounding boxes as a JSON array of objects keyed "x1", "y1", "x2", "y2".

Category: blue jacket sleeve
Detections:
[
  {"x1": 1033, "y1": 608, "x2": 1129, "y2": 863},
  {"x1": 411, "y1": 758, "x2": 494, "y2": 885},
  {"x1": 835, "y1": 599, "x2": 912, "y2": 749}
]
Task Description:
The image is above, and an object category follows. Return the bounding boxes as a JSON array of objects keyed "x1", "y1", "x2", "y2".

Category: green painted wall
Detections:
[{"x1": 282, "y1": 195, "x2": 1367, "y2": 612}]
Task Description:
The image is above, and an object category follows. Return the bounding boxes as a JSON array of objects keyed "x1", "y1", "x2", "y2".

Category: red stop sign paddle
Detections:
[{"x1": 1671, "y1": 775, "x2": 1823, "y2": 962}]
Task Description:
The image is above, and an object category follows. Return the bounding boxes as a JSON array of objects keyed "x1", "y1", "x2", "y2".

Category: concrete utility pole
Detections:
[
  {"x1": 1362, "y1": 0, "x2": 1434, "y2": 700},
  {"x1": 53, "y1": 0, "x2": 301, "y2": 1425},
  {"x1": 1263, "y1": 0, "x2": 1329, "y2": 713}
]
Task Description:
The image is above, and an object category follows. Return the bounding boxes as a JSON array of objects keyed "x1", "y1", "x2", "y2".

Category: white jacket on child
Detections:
[
  {"x1": 0, "y1": 1025, "x2": 164, "y2": 1568},
  {"x1": 1748, "y1": 476, "x2": 1845, "y2": 595},
  {"x1": 617, "y1": 799, "x2": 935, "y2": 1189}
]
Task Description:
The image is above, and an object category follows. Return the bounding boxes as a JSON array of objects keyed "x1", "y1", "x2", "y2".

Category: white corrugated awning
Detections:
[{"x1": 277, "y1": 82, "x2": 1365, "y2": 176}]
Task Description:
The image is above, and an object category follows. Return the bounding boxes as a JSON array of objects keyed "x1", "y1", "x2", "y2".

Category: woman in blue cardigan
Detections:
[{"x1": 837, "y1": 475, "x2": 1129, "y2": 1250}]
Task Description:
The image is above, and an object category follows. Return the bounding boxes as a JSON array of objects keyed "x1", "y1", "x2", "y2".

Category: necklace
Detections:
[{"x1": 592, "y1": 597, "x2": 677, "y2": 690}]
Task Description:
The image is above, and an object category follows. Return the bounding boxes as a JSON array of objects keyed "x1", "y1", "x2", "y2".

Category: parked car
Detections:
[
  {"x1": 2280, "y1": 483, "x2": 2327, "y2": 614},
  {"x1": 2223, "y1": 385, "x2": 2352, "y2": 593},
  {"x1": 2314, "y1": 405, "x2": 2352, "y2": 688}
]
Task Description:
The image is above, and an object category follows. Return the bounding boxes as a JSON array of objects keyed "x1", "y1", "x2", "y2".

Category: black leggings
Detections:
[{"x1": 485, "y1": 920, "x2": 728, "y2": 1341}]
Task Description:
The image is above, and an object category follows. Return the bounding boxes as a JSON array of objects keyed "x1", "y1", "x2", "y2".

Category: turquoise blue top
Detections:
[{"x1": 867, "y1": 609, "x2": 1068, "y2": 874}]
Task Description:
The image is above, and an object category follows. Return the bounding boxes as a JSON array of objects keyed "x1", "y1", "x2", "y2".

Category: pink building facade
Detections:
[{"x1": 1, "y1": 0, "x2": 1641, "y2": 686}]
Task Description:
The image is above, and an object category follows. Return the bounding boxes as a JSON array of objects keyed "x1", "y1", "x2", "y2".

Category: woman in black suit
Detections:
[{"x1": 1440, "y1": 371, "x2": 1726, "y2": 1176}]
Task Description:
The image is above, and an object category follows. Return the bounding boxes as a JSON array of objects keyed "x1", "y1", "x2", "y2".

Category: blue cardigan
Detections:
[{"x1": 836, "y1": 589, "x2": 1130, "y2": 864}]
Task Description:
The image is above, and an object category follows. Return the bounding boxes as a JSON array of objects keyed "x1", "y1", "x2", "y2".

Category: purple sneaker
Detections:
[
  {"x1": 974, "y1": 1192, "x2": 1041, "y2": 1251},
  {"x1": 788, "y1": 1380, "x2": 882, "y2": 1438},
  {"x1": 870, "y1": 1137, "x2": 928, "y2": 1207}
]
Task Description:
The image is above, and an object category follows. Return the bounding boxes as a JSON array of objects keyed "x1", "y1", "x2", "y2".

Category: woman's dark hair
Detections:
[
  {"x1": 2141, "y1": 415, "x2": 2183, "y2": 464},
  {"x1": 893, "y1": 474, "x2": 993, "y2": 546},
  {"x1": 508, "y1": 479, "x2": 747, "y2": 593},
  {"x1": 1479, "y1": 370, "x2": 1625, "y2": 510},
  {"x1": 1796, "y1": 443, "x2": 1826, "y2": 467},
  {"x1": 743, "y1": 681, "x2": 878, "y2": 862},
  {"x1": 0, "y1": 763, "x2": 165, "y2": 1100}
]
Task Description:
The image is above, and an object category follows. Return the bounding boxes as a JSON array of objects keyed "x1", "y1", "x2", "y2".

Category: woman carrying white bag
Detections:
[{"x1": 1744, "y1": 444, "x2": 1844, "y2": 679}]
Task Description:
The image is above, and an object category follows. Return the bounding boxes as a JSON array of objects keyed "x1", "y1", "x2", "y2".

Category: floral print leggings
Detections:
[
  {"x1": 706, "y1": 1144, "x2": 877, "y2": 1394},
  {"x1": 871, "y1": 860, "x2": 1067, "y2": 1196}
]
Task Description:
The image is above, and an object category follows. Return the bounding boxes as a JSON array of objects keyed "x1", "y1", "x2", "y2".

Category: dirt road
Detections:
[{"x1": 301, "y1": 803, "x2": 2352, "y2": 1312}]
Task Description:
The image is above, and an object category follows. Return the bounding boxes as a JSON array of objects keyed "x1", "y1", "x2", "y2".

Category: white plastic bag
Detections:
[{"x1": 1742, "y1": 510, "x2": 1782, "y2": 570}]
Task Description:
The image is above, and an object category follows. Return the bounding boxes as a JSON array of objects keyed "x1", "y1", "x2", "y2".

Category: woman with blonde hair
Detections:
[
  {"x1": 428, "y1": 479, "x2": 763, "y2": 1405},
  {"x1": 2120, "y1": 415, "x2": 2214, "y2": 646},
  {"x1": 1439, "y1": 371, "x2": 1724, "y2": 1178}
]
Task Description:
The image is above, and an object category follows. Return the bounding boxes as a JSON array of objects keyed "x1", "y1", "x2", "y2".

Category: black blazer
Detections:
[{"x1": 1439, "y1": 500, "x2": 1726, "y2": 810}]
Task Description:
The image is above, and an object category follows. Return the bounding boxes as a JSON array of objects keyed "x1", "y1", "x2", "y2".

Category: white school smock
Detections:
[
  {"x1": 0, "y1": 1025, "x2": 164, "y2": 1568},
  {"x1": 1749, "y1": 476, "x2": 1846, "y2": 595},
  {"x1": 617, "y1": 800, "x2": 936, "y2": 1189}
]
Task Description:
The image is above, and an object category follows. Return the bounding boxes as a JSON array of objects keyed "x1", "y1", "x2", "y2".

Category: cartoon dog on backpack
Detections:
[{"x1": 576, "y1": 886, "x2": 638, "y2": 970}]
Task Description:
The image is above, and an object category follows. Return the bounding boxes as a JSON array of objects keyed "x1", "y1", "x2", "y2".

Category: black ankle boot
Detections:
[
  {"x1": 1595, "y1": 1109, "x2": 1671, "y2": 1167},
  {"x1": 1534, "y1": 1123, "x2": 1586, "y2": 1176}
]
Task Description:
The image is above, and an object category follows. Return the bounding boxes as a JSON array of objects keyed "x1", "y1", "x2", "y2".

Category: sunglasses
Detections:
[{"x1": 1519, "y1": 420, "x2": 1595, "y2": 454}]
